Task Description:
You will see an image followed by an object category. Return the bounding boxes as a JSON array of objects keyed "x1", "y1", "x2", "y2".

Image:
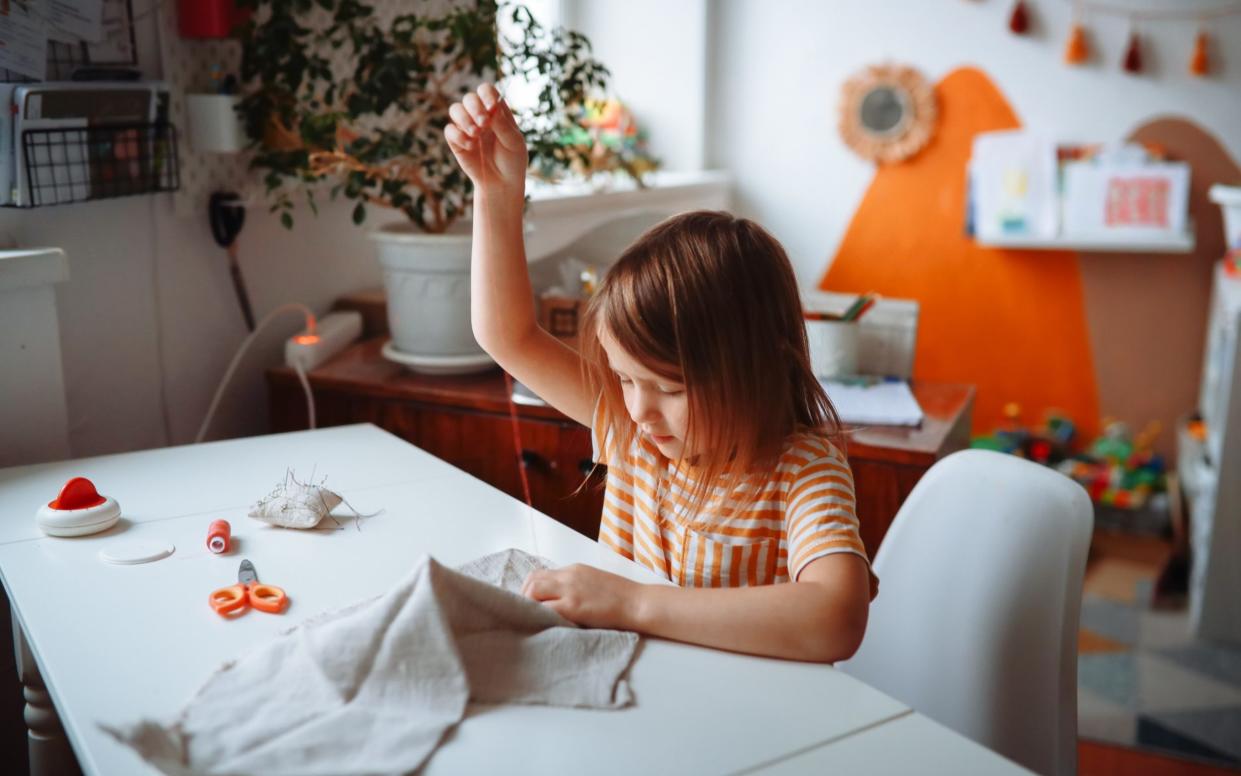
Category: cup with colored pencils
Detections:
[{"x1": 804, "y1": 293, "x2": 876, "y2": 378}]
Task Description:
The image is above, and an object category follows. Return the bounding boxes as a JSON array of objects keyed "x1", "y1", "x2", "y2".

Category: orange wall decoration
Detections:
[{"x1": 820, "y1": 66, "x2": 1100, "y2": 441}]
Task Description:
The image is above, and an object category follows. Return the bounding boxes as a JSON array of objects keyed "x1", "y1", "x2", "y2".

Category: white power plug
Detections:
[{"x1": 285, "y1": 311, "x2": 363, "y2": 371}]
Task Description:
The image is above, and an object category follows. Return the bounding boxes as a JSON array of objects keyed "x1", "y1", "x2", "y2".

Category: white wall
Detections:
[
  {"x1": 1, "y1": 190, "x2": 381, "y2": 458},
  {"x1": 0, "y1": 0, "x2": 392, "y2": 461},
  {"x1": 705, "y1": 0, "x2": 1241, "y2": 285},
  {"x1": 565, "y1": 0, "x2": 708, "y2": 171},
  {"x1": 7, "y1": 0, "x2": 1241, "y2": 461}
]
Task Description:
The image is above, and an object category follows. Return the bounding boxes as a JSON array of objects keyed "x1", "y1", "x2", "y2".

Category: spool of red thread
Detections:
[{"x1": 207, "y1": 520, "x2": 231, "y2": 554}]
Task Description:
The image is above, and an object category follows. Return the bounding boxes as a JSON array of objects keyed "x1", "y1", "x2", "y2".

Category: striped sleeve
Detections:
[{"x1": 785, "y1": 442, "x2": 869, "y2": 581}]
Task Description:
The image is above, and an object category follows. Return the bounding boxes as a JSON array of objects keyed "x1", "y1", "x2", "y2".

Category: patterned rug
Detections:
[{"x1": 1078, "y1": 539, "x2": 1241, "y2": 768}]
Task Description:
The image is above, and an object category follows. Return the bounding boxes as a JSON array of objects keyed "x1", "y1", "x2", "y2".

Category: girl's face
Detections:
[{"x1": 599, "y1": 327, "x2": 691, "y2": 460}]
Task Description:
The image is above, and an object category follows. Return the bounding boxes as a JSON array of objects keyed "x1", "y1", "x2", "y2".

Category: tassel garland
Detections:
[
  {"x1": 1009, "y1": 0, "x2": 1030, "y2": 34},
  {"x1": 1122, "y1": 27, "x2": 1143, "y2": 73},
  {"x1": 1064, "y1": 23, "x2": 1089, "y2": 64},
  {"x1": 1190, "y1": 30, "x2": 1210, "y2": 76},
  {"x1": 997, "y1": 2, "x2": 1239, "y2": 78}
]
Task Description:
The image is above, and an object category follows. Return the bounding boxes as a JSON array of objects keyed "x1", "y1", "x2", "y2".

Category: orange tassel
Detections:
[
  {"x1": 1123, "y1": 29, "x2": 1143, "y2": 73},
  {"x1": 1064, "y1": 23, "x2": 1089, "y2": 64},
  {"x1": 1190, "y1": 30, "x2": 1210, "y2": 76},
  {"x1": 1009, "y1": 0, "x2": 1030, "y2": 34}
]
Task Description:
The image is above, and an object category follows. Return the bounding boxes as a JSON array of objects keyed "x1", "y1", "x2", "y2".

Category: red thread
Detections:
[
  {"x1": 503, "y1": 371, "x2": 534, "y2": 509},
  {"x1": 207, "y1": 519, "x2": 231, "y2": 554}
]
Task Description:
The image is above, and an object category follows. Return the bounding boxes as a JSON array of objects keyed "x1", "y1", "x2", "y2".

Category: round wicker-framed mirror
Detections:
[{"x1": 839, "y1": 64, "x2": 937, "y2": 164}]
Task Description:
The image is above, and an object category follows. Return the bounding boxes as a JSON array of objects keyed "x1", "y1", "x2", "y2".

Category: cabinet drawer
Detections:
[{"x1": 271, "y1": 386, "x2": 604, "y2": 538}]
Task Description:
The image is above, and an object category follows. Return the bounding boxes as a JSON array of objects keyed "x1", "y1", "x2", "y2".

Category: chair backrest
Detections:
[{"x1": 838, "y1": 449, "x2": 1093, "y2": 776}]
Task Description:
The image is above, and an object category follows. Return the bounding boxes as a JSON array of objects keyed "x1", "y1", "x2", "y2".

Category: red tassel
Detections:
[
  {"x1": 1064, "y1": 23, "x2": 1089, "y2": 64},
  {"x1": 1123, "y1": 29, "x2": 1143, "y2": 73},
  {"x1": 1190, "y1": 30, "x2": 1210, "y2": 76},
  {"x1": 1009, "y1": 0, "x2": 1030, "y2": 34}
]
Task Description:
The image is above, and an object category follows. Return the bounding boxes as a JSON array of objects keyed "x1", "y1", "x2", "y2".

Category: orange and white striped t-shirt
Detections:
[{"x1": 591, "y1": 400, "x2": 872, "y2": 588}]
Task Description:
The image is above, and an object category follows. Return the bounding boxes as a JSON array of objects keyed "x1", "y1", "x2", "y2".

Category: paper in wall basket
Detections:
[
  {"x1": 1062, "y1": 158, "x2": 1190, "y2": 237},
  {"x1": 968, "y1": 130, "x2": 1060, "y2": 240}
]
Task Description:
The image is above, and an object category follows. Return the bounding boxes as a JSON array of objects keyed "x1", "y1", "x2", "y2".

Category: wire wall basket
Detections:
[{"x1": 14, "y1": 122, "x2": 180, "y2": 207}]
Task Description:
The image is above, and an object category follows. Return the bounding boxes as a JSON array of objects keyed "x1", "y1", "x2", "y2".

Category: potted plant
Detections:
[{"x1": 235, "y1": 0, "x2": 612, "y2": 371}]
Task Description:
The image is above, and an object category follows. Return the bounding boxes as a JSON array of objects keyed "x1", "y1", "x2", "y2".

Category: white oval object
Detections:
[
  {"x1": 99, "y1": 541, "x2": 175, "y2": 565},
  {"x1": 36, "y1": 496, "x2": 121, "y2": 537}
]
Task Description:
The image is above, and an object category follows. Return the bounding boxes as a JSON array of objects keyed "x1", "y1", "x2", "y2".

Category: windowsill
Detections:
[
  {"x1": 521, "y1": 170, "x2": 724, "y2": 213},
  {"x1": 523, "y1": 170, "x2": 731, "y2": 258}
]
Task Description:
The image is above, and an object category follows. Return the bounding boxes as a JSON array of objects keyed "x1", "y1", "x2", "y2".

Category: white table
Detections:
[{"x1": 0, "y1": 425, "x2": 1028, "y2": 775}]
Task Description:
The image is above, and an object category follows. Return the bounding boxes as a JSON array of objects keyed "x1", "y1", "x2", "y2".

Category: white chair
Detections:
[{"x1": 838, "y1": 449, "x2": 1093, "y2": 776}]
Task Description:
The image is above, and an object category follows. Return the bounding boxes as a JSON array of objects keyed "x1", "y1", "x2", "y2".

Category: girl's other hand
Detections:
[
  {"x1": 522, "y1": 564, "x2": 643, "y2": 631},
  {"x1": 444, "y1": 83, "x2": 528, "y2": 197}
]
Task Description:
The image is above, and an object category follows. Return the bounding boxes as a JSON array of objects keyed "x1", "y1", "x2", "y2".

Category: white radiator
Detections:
[{"x1": 0, "y1": 247, "x2": 71, "y2": 466}]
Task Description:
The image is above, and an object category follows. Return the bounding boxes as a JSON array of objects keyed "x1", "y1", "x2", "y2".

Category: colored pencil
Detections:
[
  {"x1": 851, "y1": 298, "x2": 877, "y2": 321},
  {"x1": 840, "y1": 295, "x2": 867, "y2": 321}
]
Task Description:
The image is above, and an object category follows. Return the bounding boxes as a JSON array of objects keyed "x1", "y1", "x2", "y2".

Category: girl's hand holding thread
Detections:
[
  {"x1": 444, "y1": 83, "x2": 527, "y2": 199},
  {"x1": 522, "y1": 564, "x2": 644, "y2": 631}
]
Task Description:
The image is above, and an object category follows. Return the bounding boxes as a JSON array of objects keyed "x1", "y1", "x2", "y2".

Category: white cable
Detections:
[
  {"x1": 195, "y1": 303, "x2": 316, "y2": 444},
  {"x1": 148, "y1": 193, "x2": 174, "y2": 446},
  {"x1": 292, "y1": 360, "x2": 316, "y2": 430}
]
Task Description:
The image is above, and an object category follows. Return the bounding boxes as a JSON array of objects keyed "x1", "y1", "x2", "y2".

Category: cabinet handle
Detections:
[{"x1": 520, "y1": 450, "x2": 557, "y2": 470}]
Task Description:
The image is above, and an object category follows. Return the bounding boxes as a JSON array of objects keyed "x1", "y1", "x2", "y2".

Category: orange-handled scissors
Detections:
[{"x1": 209, "y1": 559, "x2": 288, "y2": 617}]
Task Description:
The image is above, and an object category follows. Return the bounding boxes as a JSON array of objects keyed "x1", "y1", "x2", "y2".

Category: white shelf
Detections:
[{"x1": 975, "y1": 229, "x2": 1195, "y2": 253}]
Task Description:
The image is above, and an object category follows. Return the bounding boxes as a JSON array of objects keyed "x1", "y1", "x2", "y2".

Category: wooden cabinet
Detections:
[
  {"x1": 267, "y1": 340, "x2": 606, "y2": 537},
  {"x1": 267, "y1": 338, "x2": 975, "y2": 556}
]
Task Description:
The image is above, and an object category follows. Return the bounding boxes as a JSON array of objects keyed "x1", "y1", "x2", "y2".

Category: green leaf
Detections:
[
  {"x1": 281, "y1": 212, "x2": 294, "y2": 229},
  {"x1": 237, "y1": 0, "x2": 624, "y2": 232},
  {"x1": 352, "y1": 202, "x2": 366, "y2": 225}
]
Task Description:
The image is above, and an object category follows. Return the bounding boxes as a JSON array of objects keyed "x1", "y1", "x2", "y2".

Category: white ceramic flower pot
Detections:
[{"x1": 369, "y1": 221, "x2": 494, "y2": 373}]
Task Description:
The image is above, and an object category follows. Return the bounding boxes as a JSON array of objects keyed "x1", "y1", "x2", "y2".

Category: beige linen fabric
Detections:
[{"x1": 105, "y1": 549, "x2": 639, "y2": 775}]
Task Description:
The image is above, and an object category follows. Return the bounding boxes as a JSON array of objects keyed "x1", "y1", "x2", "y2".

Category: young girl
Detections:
[{"x1": 445, "y1": 83, "x2": 874, "y2": 663}]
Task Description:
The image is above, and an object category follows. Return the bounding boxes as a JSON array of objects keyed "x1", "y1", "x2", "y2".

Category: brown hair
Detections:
[{"x1": 579, "y1": 210, "x2": 844, "y2": 520}]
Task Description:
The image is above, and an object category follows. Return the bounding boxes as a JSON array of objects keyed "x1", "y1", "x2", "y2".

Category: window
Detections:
[{"x1": 496, "y1": 0, "x2": 564, "y2": 113}]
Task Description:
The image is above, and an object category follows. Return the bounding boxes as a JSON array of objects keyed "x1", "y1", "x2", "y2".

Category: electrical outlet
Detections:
[{"x1": 284, "y1": 311, "x2": 362, "y2": 371}]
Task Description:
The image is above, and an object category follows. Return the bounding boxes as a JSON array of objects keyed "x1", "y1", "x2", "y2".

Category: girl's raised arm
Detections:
[{"x1": 445, "y1": 84, "x2": 595, "y2": 427}]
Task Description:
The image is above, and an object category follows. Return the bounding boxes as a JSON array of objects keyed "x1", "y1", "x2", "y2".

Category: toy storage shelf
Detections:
[{"x1": 975, "y1": 229, "x2": 1195, "y2": 253}]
